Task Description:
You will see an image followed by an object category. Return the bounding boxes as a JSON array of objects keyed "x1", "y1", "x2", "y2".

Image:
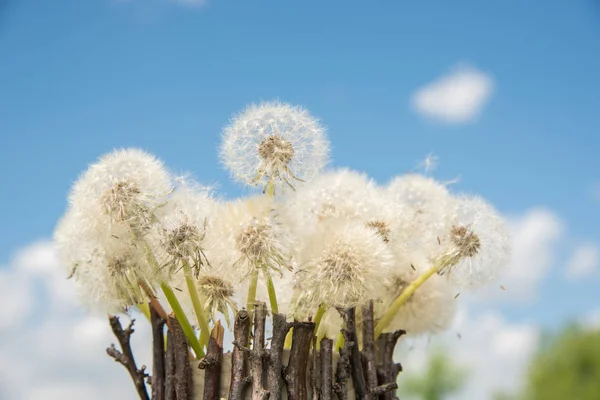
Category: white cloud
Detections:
[
  {"x1": 471, "y1": 208, "x2": 563, "y2": 303},
  {"x1": 0, "y1": 241, "x2": 151, "y2": 400},
  {"x1": 411, "y1": 64, "x2": 494, "y2": 123},
  {"x1": 398, "y1": 308, "x2": 539, "y2": 400},
  {"x1": 566, "y1": 243, "x2": 599, "y2": 279}
]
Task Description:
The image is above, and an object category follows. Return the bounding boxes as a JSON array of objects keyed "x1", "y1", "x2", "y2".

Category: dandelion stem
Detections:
[
  {"x1": 284, "y1": 328, "x2": 293, "y2": 349},
  {"x1": 266, "y1": 181, "x2": 275, "y2": 197},
  {"x1": 335, "y1": 331, "x2": 345, "y2": 351},
  {"x1": 182, "y1": 260, "x2": 211, "y2": 352},
  {"x1": 313, "y1": 303, "x2": 327, "y2": 335},
  {"x1": 160, "y1": 281, "x2": 205, "y2": 359},
  {"x1": 246, "y1": 271, "x2": 259, "y2": 332},
  {"x1": 137, "y1": 302, "x2": 151, "y2": 321},
  {"x1": 264, "y1": 269, "x2": 279, "y2": 314},
  {"x1": 374, "y1": 263, "x2": 439, "y2": 339}
]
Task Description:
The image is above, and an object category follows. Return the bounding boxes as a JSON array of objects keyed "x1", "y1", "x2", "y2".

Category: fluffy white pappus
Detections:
[
  {"x1": 219, "y1": 101, "x2": 330, "y2": 192},
  {"x1": 386, "y1": 174, "x2": 456, "y2": 257},
  {"x1": 204, "y1": 195, "x2": 292, "y2": 281},
  {"x1": 148, "y1": 180, "x2": 216, "y2": 279},
  {"x1": 281, "y1": 169, "x2": 375, "y2": 232},
  {"x1": 68, "y1": 148, "x2": 172, "y2": 238},
  {"x1": 55, "y1": 206, "x2": 157, "y2": 312},
  {"x1": 293, "y1": 219, "x2": 395, "y2": 310},
  {"x1": 437, "y1": 195, "x2": 511, "y2": 288},
  {"x1": 378, "y1": 253, "x2": 457, "y2": 335}
]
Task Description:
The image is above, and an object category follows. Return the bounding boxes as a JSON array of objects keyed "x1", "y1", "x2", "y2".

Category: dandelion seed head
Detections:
[
  {"x1": 294, "y1": 219, "x2": 395, "y2": 309},
  {"x1": 149, "y1": 181, "x2": 215, "y2": 278},
  {"x1": 206, "y1": 195, "x2": 291, "y2": 279},
  {"x1": 379, "y1": 264, "x2": 457, "y2": 336},
  {"x1": 282, "y1": 169, "x2": 379, "y2": 235},
  {"x1": 69, "y1": 148, "x2": 172, "y2": 237},
  {"x1": 437, "y1": 196, "x2": 511, "y2": 287},
  {"x1": 220, "y1": 101, "x2": 330, "y2": 191},
  {"x1": 386, "y1": 174, "x2": 455, "y2": 256}
]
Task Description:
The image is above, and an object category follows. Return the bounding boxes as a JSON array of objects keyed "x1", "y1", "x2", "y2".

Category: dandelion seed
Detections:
[{"x1": 220, "y1": 101, "x2": 330, "y2": 191}]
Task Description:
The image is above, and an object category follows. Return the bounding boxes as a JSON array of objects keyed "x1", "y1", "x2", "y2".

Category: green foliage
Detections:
[
  {"x1": 525, "y1": 326, "x2": 600, "y2": 400},
  {"x1": 400, "y1": 348, "x2": 468, "y2": 400}
]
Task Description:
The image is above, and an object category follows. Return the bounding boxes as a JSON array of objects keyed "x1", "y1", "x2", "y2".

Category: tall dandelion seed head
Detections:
[
  {"x1": 220, "y1": 101, "x2": 330, "y2": 191},
  {"x1": 69, "y1": 148, "x2": 172, "y2": 237},
  {"x1": 294, "y1": 219, "x2": 395, "y2": 310},
  {"x1": 436, "y1": 195, "x2": 511, "y2": 287}
]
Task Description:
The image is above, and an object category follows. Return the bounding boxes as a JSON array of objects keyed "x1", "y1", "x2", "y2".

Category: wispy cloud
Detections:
[
  {"x1": 170, "y1": 0, "x2": 208, "y2": 7},
  {"x1": 0, "y1": 241, "x2": 151, "y2": 400},
  {"x1": 411, "y1": 64, "x2": 494, "y2": 124},
  {"x1": 566, "y1": 242, "x2": 599, "y2": 279},
  {"x1": 472, "y1": 208, "x2": 563, "y2": 303}
]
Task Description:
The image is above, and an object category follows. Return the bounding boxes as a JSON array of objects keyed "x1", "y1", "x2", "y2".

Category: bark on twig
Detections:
[
  {"x1": 250, "y1": 302, "x2": 269, "y2": 400},
  {"x1": 199, "y1": 321, "x2": 224, "y2": 400},
  {"x1": 169, "y1": 314, "x2": 193, "y2": 400},
  {"x1": 106, "y1": 316, "x2": 150, "y2": 400},
  {"x1": 333, "y1": 331, "x2": 352, "y2": 400},
  {"x1": 311, "y1": 336, "x2": 321, "y2": 400},
  {"x1": 284, "y1": 321, "x2": 315, "y2": 400},
  {"x1": 375, "y1": 330, "x2": 405, "y2": 400},
  {"x1": 151, "y1": 306, "x2": 166, "y2": 400},
  {"x1": 229, "y1": 310, "x2": 251, "y2": 400},
  {"x1": 320, "y1": 338, "x2": 333, "y2": 400},
  {"x1": 267, "y1": 313, "x2": 292, "y2": 400},
  {"x1": 165, "y1": 329, "x2": 176, "y2": 400},
  {"x1": 361, "y1": 301, "x2": 378, "y2": 400},
  {"x1": 344, "y1": 308, "x2": 367, "y2": 399}
]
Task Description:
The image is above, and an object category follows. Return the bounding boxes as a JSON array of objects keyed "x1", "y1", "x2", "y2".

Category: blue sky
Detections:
[{"x1": 1, "y1": 0, "x2": 600, "y2": 398}]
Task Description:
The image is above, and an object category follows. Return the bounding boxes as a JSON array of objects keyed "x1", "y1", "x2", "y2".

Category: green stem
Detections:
[
  {"x1": 160, "y1": 282, "x2": 205, "y2": 358},
  {"x1": 264, "y1": 269, "x2": 279, "y2": 314},
  {"x1": 182, "y1": 260, "x2": 211, "y2": 351},
  {"x1": 284, "y1": 328, "x2": 293, "y2": 349},
  {"x1": 313, "y1": 303, "x2": 327, "y2": 335},
  {"x1": 246, "y1": 270, "x2": 259, "y2": 334},
  {"x1": 335, "y1": 331, "x2": 345, "y2": 351},
  {"x1": 137, "y1": 302, "x2": 151, "y2": 321},
  {"x1": 374, "y1": 263, "x2": 439, "y2": 339}
]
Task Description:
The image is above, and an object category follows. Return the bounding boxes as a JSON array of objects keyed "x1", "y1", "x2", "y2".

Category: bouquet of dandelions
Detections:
[{"x1": 54, "y1": 101, "x2": 510, "y2": 400}]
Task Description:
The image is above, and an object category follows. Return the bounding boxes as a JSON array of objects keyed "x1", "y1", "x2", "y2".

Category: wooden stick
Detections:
[
  {"x1": 267, "y1": 313, "x2": 292, "y2": 400},
  {"x1": 229, "y1": 310, "x2": 251, "y2": 400},
  {"x1": 199, "y1": 321, "x2": 225, "y2": 400},
  {"x1": 151, "y1": 306, "x2": 166, "y2": 400},
  {"x1": 106, "y1": 317, "x2": 150, "y2": 400},
  {"x1": 285, "y1": 321, "x2": 315, "y2": 400}
]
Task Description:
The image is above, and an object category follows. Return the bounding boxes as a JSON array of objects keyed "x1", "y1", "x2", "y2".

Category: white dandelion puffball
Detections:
[
  {"x1": 220, "y1": 101, "x2": 330, "y2": 191},
  {"x1": 204, "y1": 195, "x2": 292, "y2": 280},
  {"x1": 386, "y1": 174, "x2": 456, "y2": 256},
  {"x1": 437, "y1": 195, "x2": 511, "y2": 288},
  {"x1": 293, "y1": 218, "x2": 395, "y2": 310},
  {"x1": 148, "y1": 179, "x2": 216, "y2": 278},
  {"x1": 378, "y1": 253, "x2": 457, "y2": 335},
  {"x1": 68, "y1": 148, "x2": 172, "y2": 238},
  {"x1": 55, "y1": 212, "x2": 150, "y2": 313},
  {"x1": 281, "y1": 169, "x2": 379, "y2": 235}
]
